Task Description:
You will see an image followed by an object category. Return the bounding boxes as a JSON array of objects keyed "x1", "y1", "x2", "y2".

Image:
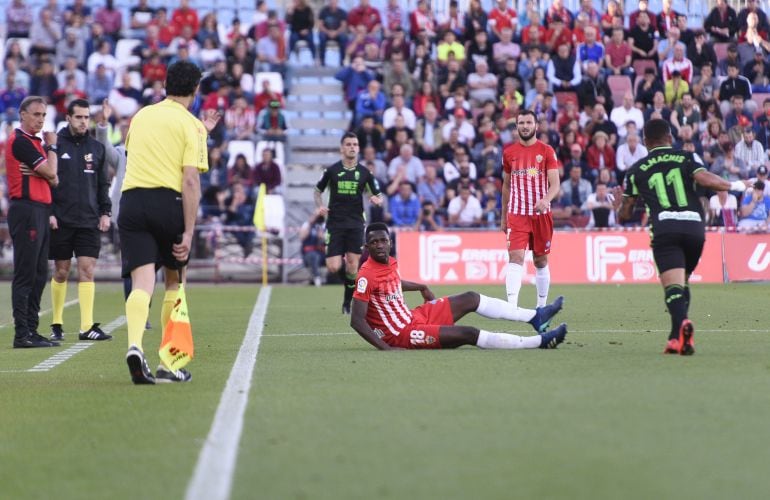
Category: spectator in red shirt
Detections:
[
  {"x1": 604, "y1": 27, "x2": 633, "y2": 77},
  {"x1": 142, "y1": 52, "x2": 167, "y2": 87},
  {"x1": 347, "y1": 0, "x2": 382, "y2": 37},
  {"x1": 585, "y1": 131, "x2": 616, "y2": 179},
  {"x1": 629, "y1": 0, "x2": 658, "y2": 32},
  {"x1": 94, "y1": 0, "x2": 122, "y2": 41},
  {"x1": 151, "y1": 8, "x2": 178, "y2": 46},
  {"x1": 545, "y1": 18, "x2": 573, "y2": 53},
  {"x1": 252, "y1": 148, "x2": 283, "y2": 194},
  {"x1": 545, "y1": 0, "x2": 573, "y2": 28},
  {"x1": 409, "y1": 0, "x2": 436, "y2": 40},
  {"x1": 171, "y1": 0, "x2": 199, "y2": 36},
  {"x1": 488, "y1": 0, "x2": 518, "y2": 43},
  {"x1": 254, "y1": 79, "x2": 284, "y2": 114}
]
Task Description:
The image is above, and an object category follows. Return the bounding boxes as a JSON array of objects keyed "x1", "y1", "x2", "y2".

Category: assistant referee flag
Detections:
[
  {"x1": 159, "y1": 284, "x2": 194, "y2": 371},
  {"x1": 253, "y1": 183, "x2": 266, "y2": 231}
]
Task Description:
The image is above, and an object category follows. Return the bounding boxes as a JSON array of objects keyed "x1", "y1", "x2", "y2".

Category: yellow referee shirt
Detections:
[{"x1": 122, "y1": 99, "x2": 209, "y2": 192}]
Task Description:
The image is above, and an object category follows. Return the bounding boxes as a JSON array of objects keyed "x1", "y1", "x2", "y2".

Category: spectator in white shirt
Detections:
[
  {"x1": 735, "y1": 126, "x2": 766, "y2": 175},
  {"x1": 387, "y1": 143, "x2": 425, "y2": 185},
  {"x1": 442, "y1": 108, "x2": 476, "y2": 143},
  {"x1": 615, "y1": 133, "x2": 648, "y2": 184},
  {"x1": 382, "y1": 94, "x2": 417, "y2": 130},
  {"x1": 87, "y1": 40, "x2": 120, "y2": 78},
  {"x1": 447, "y1": 181, "x2": 482, "y2": 227},
  {"x1": 467, "y1": 59, "x2": 498, "y2": 105},
  {"x1": 610, "y1": 92, "x2": 644, "y2": 138},
  {"x1": 583, "y1": 182, "x2": 616, "y2": 228}
]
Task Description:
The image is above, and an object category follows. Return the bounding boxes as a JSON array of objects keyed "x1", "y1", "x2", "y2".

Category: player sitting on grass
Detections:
[{"x1": 350, "y1": 223, "x2": 567, "y2": 350}]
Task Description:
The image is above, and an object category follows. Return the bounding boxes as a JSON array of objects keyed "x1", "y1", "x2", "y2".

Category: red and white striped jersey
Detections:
[
  {"x1": 502, "y1": 140, "x2": 559, "y2": 215},
  {"x1": 353, "y1": 257, "x2": 413, "y2": 336}
]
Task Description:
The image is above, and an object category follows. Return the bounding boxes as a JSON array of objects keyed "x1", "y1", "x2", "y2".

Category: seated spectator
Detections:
[
  {"x1": 446, "y1": 156, "x2": 480, "y2": 195},
  {"x1": 479, "y1": 180, "x2": 501, "y2": 229},
  {"x1": 362, "y1": 40, "x2": 384, "y2": 77},
  {"x1": 735, "y1": 126, "x2": 766, "y2": 175},
  {"x1": 692, "y1": 63, "x2": 719, "y2": 105},
  {"x1": 256, "y1": 22, "x2": 288, "y2": 77},
  {"x1": 228, "y1": 154, "x2": 254, "y2": 190},
  {"x1": 467, "y1": 30, "x2": 494, "y2": 73},
  {"x1": 604, "y1": 27, "x2": 633, "y2": 77},
  {"x1": 664, "y1": 70, "x2": 690, "y2": 106},
  {"x1": 55, "y1": 29, "x2": 84, "y2": 72},
  {"x1": 583, "y1": 182, "x2": 616, "y2": 228},
  {"x1": 414, "y1": 103, "x2": 443, "y2": 160},
  {"x1": 743, "y1": 50, "x2": 770, "y2": 92},
  {"x1": 584, "y1": 104, "x2": 618, "y2": 146},
  {"x1": 413, "y1": 81, "x2": 442, "y2": 119},
  {"x1": 705, "y1": 0, "x2": 738, "y2": 43},
  {"x1": 224, "y1": 97, "x2": 257, "y2": 142},
  {"x1": 544, "y1": 17, "x2": 573, "y2": 53},
  {"x1": 472, "y1": 130, "x2": 502, "y2": 176},
  {"x1": 387, "y1": 144, "x2": 425, "y2": 186},
  {"x1": 738, "y1": 181, "x2": 770, "y2": 232},
  {"x1": 711, "y1": 143, "x2": 749, "y2": 181},
  {"x1": 286, "y1": 0, "x2": 316, "y2": 61},
  {"x1": 30, "y1": 59, "x2": 58, "y2": 102},
  {"x1": 347, "y1": 0, "x2": 383, "y2": 37},
  {"x1": 447, "y1": 180, "x2": 482, "y2": 227},
  {"x1": 6, "y1": 0, "x2": 33, "y2": 38},
  {"x1": 442, "y1": 108, "x2": 476, "y2": 144},
  {"x1": 318, "y1": 0, "x2": 349, "y2": 67},
  {"x1": 657, "y1": 26, "x2": 687, "y2": 64},
  {"x1": 253, "y1": 148, "x2": 283, "y2": 194},
  {"x1": 719, "y1": 63, "x2": 753, "y2": 112},
  {"x1": 586, "y1": 131, "x2": 616, "y2": 180},
  {"x1": 383, "y1": 128, "x2": 411, "y2": 164},
  {"x1": 225, "y1": 182, "x2": 255, "y2": 257},
  {"x1": 662, "y1": 45, "x2": 694, "y2": 84},
  {"x1": 362, "y1": 145, "x2": 387, "y2": 180},
  {"x1": 629, "y1": 11, "x2": 657, "y2": 62},
  {"x1": 108, "y1": 73, "x2": 142, "y2": 119},
  {"x1": 687, "y1": 30, "x2": 717, "y2": 75},
  {"x1": 87, "y1": 41, "x2": 119, "y2": 79},
  {"x1": 356, "y1": 116, "x2": 385, "y2": 153},
  {"x1": 562, "y1": 143, "x2": 589, "y2": 179},
  {"x1": 256, "y1": 100, "x2": 288, "y2": 141},
  {"x1": 143, "y1": 80, "x2": 166, "y2": 106},
  {"x1": 200, "y1": 38, "x2": 226, "y2": 70},
  {"x1": 228, "y1": 38, "x2": 257, "y2": 76},
  {"x1": 197, "y1": 13, "x2": 221, "y2": 47},
  {"x1": 202, "y1": 83, "x2": 232, "y2": 113},
  {"x1": 548, "y1": 43, "x2": 582, "y2": 92},
  {"x1": 381, "y1": 27, "x2": 411, "y2": 65},
  {"x1": 383, "y1": 56, "x2": 414, "y2": 102},
  {"x1": 95, "y1": 0, "x2": 122, "y2": 41},
  {"x1": 135, "y1": 25, "x2": 169, "y2": 61},
  {"x1": 558, "y1": 165, "x2": 593, "y2": 215},
  {"x1": 382, "y1": 93, "x2": 417, "y2": 130},
  {"x1": 615, "y1": 133, "x2": 647, "y2": 184},
  {"x1": 519, "y1": 45, "x2": 548, "y2": 85},
  {"x1": 172, "y1": 0, "x2": 200, "y2": 35},
  {"x1": 467, "y1": 60, "x2": 498, "y2": 106},
  {"x1": 438, "y1": 58, "x2": 467, "y2": 100},
  {"x1": 299, "y1": 210, "x2": 327, "y2": 287},
  {"x1": 708, "y1": 189, "x2": 738, "y2": 227},
  {"x1": 0, "y1": 74, "x2": 27, "y2": 123},
  {"x1": 389, "y1": 181, "x2": 421, "y2": 227},
  {"x1": 415, "y1": 200, "x2": 443, "y2": 231},
  {"x1": 610, "y1": 92, "x2": 644, "y2": 139},
  {"x1": 670, "y1": 93, "x2": 701, "y2": 135},
  {"x1": 416, "y1": 163, "x2": 446, "y2": 207},
  {"x1": 443, "y1": 87, "x2": 473, "y2": 118},
  {"x1": 492, "y1": 28, "x2": 520, "y2": 68},
  {"x1": 345, "y1": 24, "x2": 377, "y2": 60},
  {"x1": 142, "y1": 52, "x2": 167, "y2": 88},
  {"x1": 253, "y1": 78, "x2": 284, "y2": 114},
  {"x1": 643, "y1": 91, "x2": 672, "y2": 123},
  {"x1": 635, "y1": 67, "x2": 664, "y2": 108},
  {"x1": 384, "y1": 115, "x2": 415, "y2": 151},
  {"x1": 354, "y1": 80, "x2": 387, "y2": 127},
  {"x1": 726, "y1": 99, "x2": 755, "y2": 143},
  {"x1": 437, "y1": 30, "x2": 466, "y2": 66},
  {"x1": 577, "y1": 27, "x2": 605, "y2": 71}
]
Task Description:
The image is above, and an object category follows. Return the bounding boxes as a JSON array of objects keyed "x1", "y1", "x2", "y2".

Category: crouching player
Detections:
[{"x1": 350, "y1": 223, "x2": 568, "y2": 350}]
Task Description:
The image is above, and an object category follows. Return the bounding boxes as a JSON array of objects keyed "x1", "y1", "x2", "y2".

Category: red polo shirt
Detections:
[{"x1": 6, "y1": 128, "x2": 51, "y2": 204}]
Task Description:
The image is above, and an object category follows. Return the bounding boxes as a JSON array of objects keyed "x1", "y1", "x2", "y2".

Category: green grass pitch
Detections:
[{"x1": 1, "y1": 281, "x2": 770, "y2": 500}]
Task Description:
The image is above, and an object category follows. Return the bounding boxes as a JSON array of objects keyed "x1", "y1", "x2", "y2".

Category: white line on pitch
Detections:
[
  {"x1": 185, "y1": 286, "x2": 272, "y2": 500},
  {"x1": 263, "y1": 328, "x2": 770, "y2": 337},
  {"x1": 0, "y1": 299, "x2": 79, "y2": 330},
  {"x1": 26, "y1": 316, "x2": 126, "y2": 373}
]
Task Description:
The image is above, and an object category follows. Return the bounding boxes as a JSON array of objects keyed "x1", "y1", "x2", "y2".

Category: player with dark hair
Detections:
[
  {"x1": 350, "y1": 223, "x2": 567, "y2": 351},
  {"x1": 120, "y1": 61, "x2": 219, "y2": 384},
  {"x1": 614, "y1": 119, "x2": 749, "y2": 354},
  {"x1": 315, "y1": 132, "x2": 383, "y2": 314},
  {"x1": 500, "y1": 109, "x2": 563, "y2": 328},
  {"x1": 48, "y1": 98, "x2": 113, "y2": 342}
]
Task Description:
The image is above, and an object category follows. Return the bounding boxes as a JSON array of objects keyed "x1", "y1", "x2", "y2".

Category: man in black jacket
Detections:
[{"x1": 48, "y1": 99, "x2": 112, "y2": 342}]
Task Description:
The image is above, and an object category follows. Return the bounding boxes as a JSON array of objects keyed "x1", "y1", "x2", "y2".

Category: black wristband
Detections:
[{"x1": 45, "y1": 144, "x2": 58, "y2": 153}]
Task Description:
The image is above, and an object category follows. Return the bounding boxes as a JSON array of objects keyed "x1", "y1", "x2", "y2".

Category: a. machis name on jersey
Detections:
[{"x1": 639, "y1": 153, "x2": 686, "y2": 170}]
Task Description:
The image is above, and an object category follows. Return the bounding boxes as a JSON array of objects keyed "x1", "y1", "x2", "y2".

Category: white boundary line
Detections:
[
  {"x1": 185, "y1": 286, "x2": 272, "y2": 500},
  {"x1": 262, "y1": 328, "x2": 770, "y2": 337},
  {"x1": 26, "y1": 316, "x2": 126, "y2": 373},
  {"x1": 0, "y1": 299, "x2": 79, "y2": 330}
]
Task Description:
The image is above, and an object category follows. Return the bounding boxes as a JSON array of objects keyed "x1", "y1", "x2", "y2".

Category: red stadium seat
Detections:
[
  {"x1": 632, "y1": 59, "x2": 657, "y2": 77},
  {"x1": 608, "y1": 75, "x2": 633, "y2": 107},
  {"x1": 555, "y1": 91, "x2": 578, "y2": 109}
]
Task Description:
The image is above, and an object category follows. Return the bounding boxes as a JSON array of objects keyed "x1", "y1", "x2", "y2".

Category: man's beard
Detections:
[{"x1": 518, "y1": 129, "x2": 536, "y2": 142}]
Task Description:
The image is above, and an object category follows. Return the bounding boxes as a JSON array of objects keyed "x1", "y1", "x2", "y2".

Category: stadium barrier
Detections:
[{"x1": 0, "y1": 224, "x2": 767, "y2": 283}]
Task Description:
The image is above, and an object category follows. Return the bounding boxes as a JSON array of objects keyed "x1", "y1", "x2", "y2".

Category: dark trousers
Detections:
[{"x1": 8, "y1": 200, "x2": 51, "y2": 338}]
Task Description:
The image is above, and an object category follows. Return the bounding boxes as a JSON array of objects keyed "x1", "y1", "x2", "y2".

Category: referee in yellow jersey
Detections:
[{"x1": 120, "y1": 61, "x2": 219, "y2": 385}]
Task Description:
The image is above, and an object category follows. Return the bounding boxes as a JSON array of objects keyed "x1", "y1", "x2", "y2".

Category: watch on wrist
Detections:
[{"x1": 45, "y1": 144, "x2": 58, "y2": 153}]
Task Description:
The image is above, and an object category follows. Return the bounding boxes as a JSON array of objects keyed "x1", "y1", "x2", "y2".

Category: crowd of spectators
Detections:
[
  {"x1": 3, "y1": 0, "x2": 770, "y2": 261},
  {"x1": 329, "y1": 0, "x2": 770, "y2": 232}
]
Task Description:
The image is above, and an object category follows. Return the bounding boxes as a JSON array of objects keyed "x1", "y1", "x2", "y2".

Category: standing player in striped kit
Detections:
[{"x1": 501, "y1": 110, "x2": 563, "y2": 329}]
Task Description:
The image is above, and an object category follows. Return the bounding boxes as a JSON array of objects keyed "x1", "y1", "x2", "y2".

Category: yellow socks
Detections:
[
  {"x1": 161, "y1": 290, "x2": 177, "y2": 330},
  {"x1": 126, "y1": 289, "x2": 151, "y2": 351},
  {"x1": 78, "y1": 282, "x2": 95, "y2": 332},
  {"x1": 51, "y1": 279, "x2": 67, "y2": 325}
]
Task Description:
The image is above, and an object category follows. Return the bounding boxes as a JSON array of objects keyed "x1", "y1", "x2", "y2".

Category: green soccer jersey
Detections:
[{"x1": 623, "y1": 146, "x2": 707, "y2": 236}]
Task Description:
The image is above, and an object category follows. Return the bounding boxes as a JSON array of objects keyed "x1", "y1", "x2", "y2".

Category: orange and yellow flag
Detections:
[{"x1": 159, "y1": 284, "x2": 194, "y2": 371}]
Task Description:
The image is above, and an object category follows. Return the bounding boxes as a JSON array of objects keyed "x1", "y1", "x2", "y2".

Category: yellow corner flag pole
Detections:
[{"x1": 253, "y1": 183, "x2": 268, "y2": 285}]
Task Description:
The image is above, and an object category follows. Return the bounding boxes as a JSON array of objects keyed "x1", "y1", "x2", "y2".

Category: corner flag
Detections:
[{"x1": 253, "y1": 183, "x2": 266, "y2": 231}]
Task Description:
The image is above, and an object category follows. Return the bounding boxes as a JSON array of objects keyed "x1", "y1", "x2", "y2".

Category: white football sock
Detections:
[
  {"x1": 477, "y1": 330, "x2": 542, "y2": 349},
  {"x1": 505, "y1": 262, "x2": 523, "y2": 307},
  {"x1": 535, "y1": 265, "x2": 550, "y2": 308},
  {"x1": 476, "y1": 294, "x2": 536, "y2": 322}
]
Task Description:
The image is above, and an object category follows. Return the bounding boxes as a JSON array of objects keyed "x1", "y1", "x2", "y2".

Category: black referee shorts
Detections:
[
  {"x1": 49, "y1": 226, "x2": 101, "y2": 260},
  {"x1": 325, "y1": 226, "x2": 364, "y2": 257},
  {"x1": 118, "y1": 188, "x2": 185, "y2": 278},
  {"x1": 651, "y1": 232, "x2": 705, "y2": 276}
]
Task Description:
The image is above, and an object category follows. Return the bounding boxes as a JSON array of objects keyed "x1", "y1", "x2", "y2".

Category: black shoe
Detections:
[
  {"x1": 50, "y1": 324, "x2": 64, "y2": 341},
  {"x1": 539, "y1": 323, "x2": 568, "y2": 349},
  {"x1": 13, "y1": 334, "x2": 55, "y2": 348},
  {"x1": 342, "y1": 303, "x2": 351, "y2": 315},
  {"x1": 156, "y1": 365, "x2": 192, "y2": 383},
  {"x1": 126, "y1": 346, "x2": 156, "y2": 385},
  {"x1": 79, "y1": 323, "x2": 112, "y2": 341},
  {"x1": 31, "y1": 332, "x2": 59, "y2": 347},
  {"x1": 528, "y1": 296, "x2": 565, "y2": 333}
]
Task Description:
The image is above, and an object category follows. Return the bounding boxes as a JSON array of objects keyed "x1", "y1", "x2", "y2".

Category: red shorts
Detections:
[
  {"x1": 383, "y1": 297, "x2": 455, "y2": 349},
  {"x1": 506, "y1": 213, "x2": 554, "y2": 256}
]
